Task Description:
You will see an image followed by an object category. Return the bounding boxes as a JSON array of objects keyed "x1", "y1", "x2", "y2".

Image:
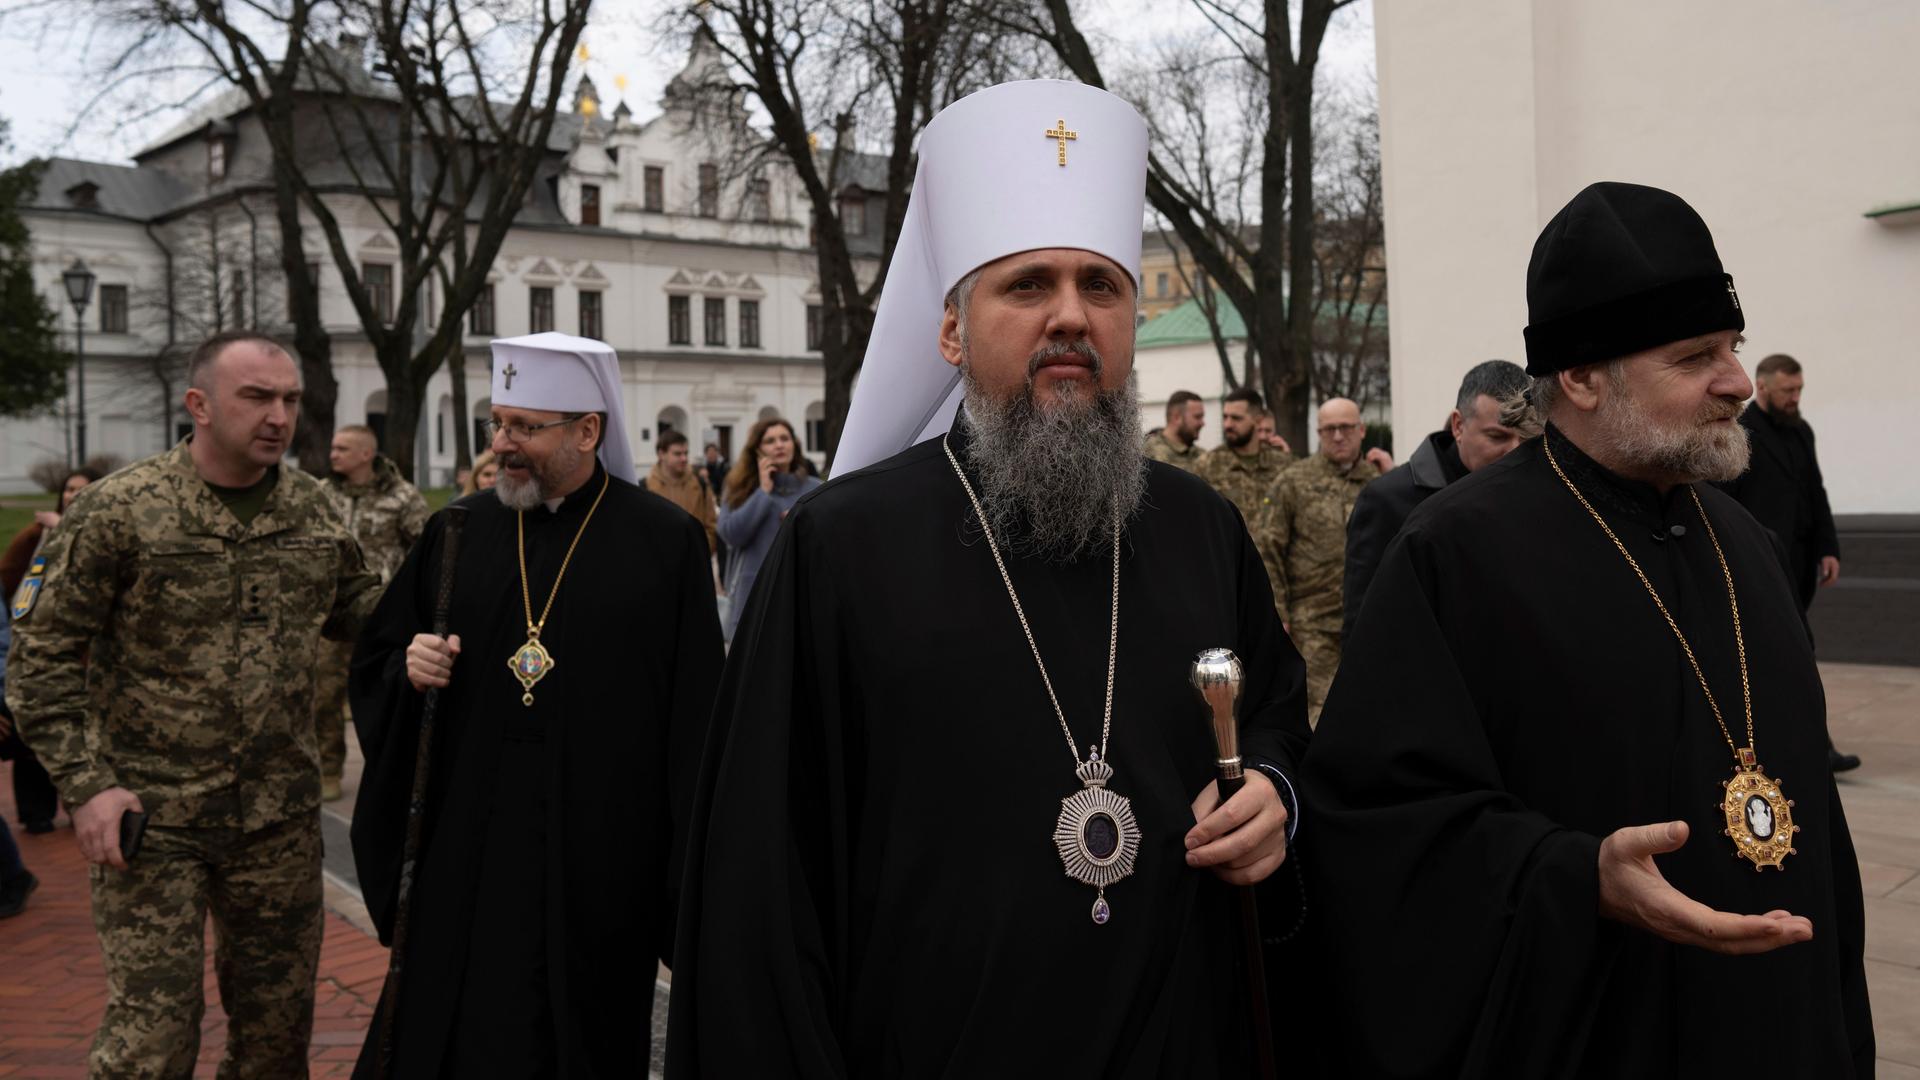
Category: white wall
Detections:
[
  {"x1": 1132, "y1": 340, "x2": 1239, "y2": 441},
  {"x1": 1376, "y1": 0, "x2": 1920, "y2": 512}
]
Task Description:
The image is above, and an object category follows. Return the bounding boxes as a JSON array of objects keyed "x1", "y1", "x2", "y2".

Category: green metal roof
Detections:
[
  {"x1": 1136, "y1": 295, "x2": 1249, "y2": 348},
  {"x1": 1136, "y1": 292, "x2": 1387, "y2": 349},
  {"x1": 1864, "y1": 200, "x2": 1920, "y2": 225}
]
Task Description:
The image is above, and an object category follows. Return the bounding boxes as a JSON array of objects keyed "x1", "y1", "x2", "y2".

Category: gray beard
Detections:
[
  {"x1": 959, "y1": 343, "x2": 1148, "y2": 563},
  {"x1": 494, "y1": 441, "x2": 586, "y2": 511},
  {"x1": 1594, "y1": 379, "x2": 1750, "y2": 483}
]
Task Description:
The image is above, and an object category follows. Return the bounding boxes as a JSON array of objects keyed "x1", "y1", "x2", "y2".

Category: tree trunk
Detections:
[
  {"x1": 1280, "y1": 57, "x2": 1319, "y2": 450},
  {"x1": 448, "y1": 338, "x2": 471, "y2": 472},
  {"x1": 272, "y1": 153, "x2": 335, "y2": 476},
  {"x1": 378, "y1": 339, "x2": 423, "y2": 482}
]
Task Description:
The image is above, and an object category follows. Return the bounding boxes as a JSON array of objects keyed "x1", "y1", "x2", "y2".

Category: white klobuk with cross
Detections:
[{"x1": 832, "y1": 80, "x2": 1149, "y2": 477}]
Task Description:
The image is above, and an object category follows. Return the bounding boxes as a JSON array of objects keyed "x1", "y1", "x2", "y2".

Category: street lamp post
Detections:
[{"x1": 62, "y1": 259, "x2": 97, "y2": 465}]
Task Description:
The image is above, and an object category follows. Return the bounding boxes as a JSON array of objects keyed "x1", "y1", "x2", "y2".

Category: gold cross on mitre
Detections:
[
  {"x1": 1044, "y1": 119, "x2": 1077, "y2": 166},
  {"x1": 502, "y1": 362, "x2": 518, "y2": 389}
]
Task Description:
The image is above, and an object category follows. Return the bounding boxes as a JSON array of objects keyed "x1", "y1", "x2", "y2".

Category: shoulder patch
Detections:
[{"x1": 10, "y1": 554, "x2": 47, "y2": 620}]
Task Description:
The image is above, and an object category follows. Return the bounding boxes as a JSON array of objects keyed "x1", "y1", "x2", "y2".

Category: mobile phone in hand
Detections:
[{"x1": 119, "y1": 809, "x2": 150, "y2": 862}]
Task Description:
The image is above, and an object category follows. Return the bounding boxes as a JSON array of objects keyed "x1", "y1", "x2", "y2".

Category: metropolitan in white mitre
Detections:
[{"x1": 667, "y1": 82, "x2": 1310, "y2": 1077}]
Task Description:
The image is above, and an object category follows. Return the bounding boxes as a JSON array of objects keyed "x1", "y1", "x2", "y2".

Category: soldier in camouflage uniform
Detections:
[
  {"x1": 1197, "y1": 387, "x2": 1295, "y2": 524},
  {"x1": 1142, "y1": 389, "x2": 1206, "y2": 473},
  {"x1": 1254, "y1": 397, "x2": 1381, "y2": 725},
  {"x1": 6, "y1": 332, "x2": 383, "y2": 1078},
  {"x1": 314, "y1": 426, "x2": 429, "y2": 799}
]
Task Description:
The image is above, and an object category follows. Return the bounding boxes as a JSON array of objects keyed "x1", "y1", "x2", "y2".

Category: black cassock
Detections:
[
  {"x1": 349, "y1": 466, "x2": 723, "y2": 1078},
  {"x1": 666, "y1": 420, "x2": 1310, "y2": 1078},
  {"x1": 1304, "y1": 428, "x2": 1873, "y2": 1078}
]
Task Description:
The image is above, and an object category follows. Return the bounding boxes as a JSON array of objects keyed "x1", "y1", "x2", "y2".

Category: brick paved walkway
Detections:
[
  {"x1": 4, "y1": 663, "x2": 1913, "y2": 1075},
  {"x1": 0, "y1": 774, "x2": 382, "y2": 1079}
]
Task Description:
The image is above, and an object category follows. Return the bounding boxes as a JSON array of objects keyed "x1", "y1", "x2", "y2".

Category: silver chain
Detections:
[{"x1": 942, "y1": 434, "x2": 1121, "y2": 766}]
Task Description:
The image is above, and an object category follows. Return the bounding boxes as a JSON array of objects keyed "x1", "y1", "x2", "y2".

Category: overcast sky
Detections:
[{"x1": 0, "y1": 0, "x2": 1373, "y2": 167}]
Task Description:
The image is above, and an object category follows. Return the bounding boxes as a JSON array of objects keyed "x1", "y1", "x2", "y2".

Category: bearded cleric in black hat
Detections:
[{"x1": 1304, "y1": 181, "x2": 1873, "y2": 1078}]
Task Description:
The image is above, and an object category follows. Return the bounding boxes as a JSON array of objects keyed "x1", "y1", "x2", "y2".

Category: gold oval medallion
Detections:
[{"x1": 1721, "y1": 766, "x2": 1797, "y2": 871}]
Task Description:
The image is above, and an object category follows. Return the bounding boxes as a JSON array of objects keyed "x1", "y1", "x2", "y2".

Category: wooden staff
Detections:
[
  {"x1": 1192, "y1": 648, "x2": 1278, "y2": 1080},
  {"x1": 376, "y1": 504, "x2": 468, "y2": 1079}
]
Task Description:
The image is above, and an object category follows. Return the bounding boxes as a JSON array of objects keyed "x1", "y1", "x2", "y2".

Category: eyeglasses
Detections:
[
  {"x1": 1317, "y1": 422, "x2": 1361, "y2": 437},
  {"x1": 482, "y1": 415, "x2": 583, "y2": 444}
]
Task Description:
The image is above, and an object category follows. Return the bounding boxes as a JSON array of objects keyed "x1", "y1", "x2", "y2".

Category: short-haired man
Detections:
[
  {"x1": 1198, "y1": 386, "x2": 1295, "y2": 525},
  {"x1": 1255, "y1": 396, "x2": 1382, "y2": 724},
  {"x1": 646, "y1": 429, "x2": 720, "y2": 554},
  {"x1": 1342, "y1": 359, "x2": 1535, "y2": 637},
  {"x1": 1715, "y1": 353, "x2": 1856, "y2": 771},
  {"x1": 1253, "y1": 410, "x2": 1291, "y2": 453},
  {"x1": 7, "y1": 331, "x2": 384, "y2": 1075},
  {"x1": 1143, "y1": 389, "x2": 1206, "y2": 471},
  {"x1": 1304, "y1": 182, "x2": 1870, "y2": 1076},
  {"x1": 313, "y1": 424, "x2": 429, "y2": 800}
]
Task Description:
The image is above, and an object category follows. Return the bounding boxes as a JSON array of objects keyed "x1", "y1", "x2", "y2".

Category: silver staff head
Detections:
[{"x1": 1191, "y1": 648, "x2": 1244, "y2": 777}]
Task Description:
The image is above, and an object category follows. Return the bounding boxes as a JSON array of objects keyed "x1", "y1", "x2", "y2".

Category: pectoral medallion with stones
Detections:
[
  {"x1": 508, "y1": 633, "x2": 555, "y2": 706},
  {"x1": 1053, "y1": 752, "x2": 1142, "y2": 924},
  {"x1": 1720, "y1": 746, "x2": 1798, "y2": 870}
]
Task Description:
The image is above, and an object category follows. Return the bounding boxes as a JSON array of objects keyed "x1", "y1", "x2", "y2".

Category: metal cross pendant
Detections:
[
  {"x1": 502, "y1": 362, "x2": 518, "y2": 389},
  {"x1": 1044, "y1": 119, "x2": 1077, "y2": 166}
]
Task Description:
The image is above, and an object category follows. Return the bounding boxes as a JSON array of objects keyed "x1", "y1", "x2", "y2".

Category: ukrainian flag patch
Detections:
[{"x1": 10, "y1": 555, "x2": 46, "y2": 620}]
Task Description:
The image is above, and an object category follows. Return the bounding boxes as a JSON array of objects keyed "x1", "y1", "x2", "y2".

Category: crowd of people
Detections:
[{"x1": 0, "y1": 77, "x2": 1874, "y2": 1079}]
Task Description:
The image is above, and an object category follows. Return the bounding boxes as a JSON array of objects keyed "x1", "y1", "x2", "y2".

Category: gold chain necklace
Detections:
[
  {"x1": 942, "y1": 434, "x2": 1140, "y2": 925},
  {"x1": 507, "y1": 470, "x2": 610, "y2": 706},
  {"x1": 1544, "y1": 437, "x2": 1798, "y2": 870}
]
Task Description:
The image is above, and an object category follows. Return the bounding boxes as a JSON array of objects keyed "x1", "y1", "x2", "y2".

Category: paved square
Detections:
[{"x1": 3, "y1": 661, "x2": 1914, "y2": 1075}]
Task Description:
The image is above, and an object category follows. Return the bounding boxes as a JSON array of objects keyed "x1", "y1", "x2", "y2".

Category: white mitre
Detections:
[
  {"x1": 489, "y1": 332, "x2": 638, "y2": 485},
  {"x1": 832, "y1": 80, "x2": 1149, "y2": 477}
]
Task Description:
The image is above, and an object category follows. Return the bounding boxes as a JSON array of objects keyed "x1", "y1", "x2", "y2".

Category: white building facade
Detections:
[
  {"x1": 1374, "y1": 0, "x2": 1920, "y2": 513},
  {"x1": 3, "y1": 36, "x2": 871, "y2": 492}
]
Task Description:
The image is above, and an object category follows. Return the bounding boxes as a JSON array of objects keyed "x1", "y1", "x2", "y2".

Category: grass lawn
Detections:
[{"x1": 0, "y1": 494, "x2": 56, "y2": 546}]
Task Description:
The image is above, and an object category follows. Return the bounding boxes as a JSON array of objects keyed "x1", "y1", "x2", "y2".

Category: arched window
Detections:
[
  {"x1": 472, "y1": 396, "x2": 492, "y2": 453},
  {"x1": 658, "y1": 405, "x2": 689, "y2": 441},
  {"x1": 804, "y1": 401, "x2": 826, "y2": 452}
]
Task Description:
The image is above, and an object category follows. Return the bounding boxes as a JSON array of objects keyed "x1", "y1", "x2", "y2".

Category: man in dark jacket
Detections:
[
  {"x1": 1717, "y1": 353, "x2": 1856, "y2": 770},
  {"x1": 1342, "y1": 360, "x2": 1533, "y2": 638}
]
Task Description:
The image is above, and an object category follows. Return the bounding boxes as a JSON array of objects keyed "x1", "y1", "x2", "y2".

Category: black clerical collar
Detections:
[
  {"x1": 532, "y1": 464, "x2": 607, "y2": 520},
  {"x1": 1544, "y1": 423, "x2": 1687, "y2": 526},
  {"x1": 947, "y1": 409, "x2": 978, "y2": 459}
]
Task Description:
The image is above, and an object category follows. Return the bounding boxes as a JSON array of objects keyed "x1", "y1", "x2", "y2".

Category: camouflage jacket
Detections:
[
  {"x1": 327, "y1": 454, "x2": 430, "y2": 584},
  {"x1": 1143, "y1": 430, "x2": 1204, "y2": 473},
  {"x1": 6, "y1": 440, "x2": 383, "y2": 830},
  {"x1": 1196, "y1": 443, "x2": 1295, "y2": 526},
  {"x1": 1254, "y1": 453, "x2": 1381, "y2": 631}
]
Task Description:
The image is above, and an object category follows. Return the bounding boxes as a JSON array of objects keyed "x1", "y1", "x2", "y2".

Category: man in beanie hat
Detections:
[
  {"x1": 1302, "y1": 183, "x2": 1871, "y2": 1077},
  {"x1": 669, "y1": 81, "x2": 1308, "y2": 1076},
  {"x1": 347, "y1": 333, "x2": 724, "y2": 1076}
]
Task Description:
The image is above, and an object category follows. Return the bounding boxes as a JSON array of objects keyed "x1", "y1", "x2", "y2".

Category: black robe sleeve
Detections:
[
  {"x1": 1339, "y1": 481, "x2": 1395, "y2": 645},
  {"x1": 667, "y1": 507, "x2": 851, "y2": 1079},
  {"x1": 347, "y1": 509, "x2": 445, "y2": 943},
  {"x1": 1231, "y1": 501, "x2": 1309, "y2": 783},
  {"x1": 660, "y1": 509, "x2": 728, "y2": 965},
  {"x1": 1302, "y1": 530, "x2": 1611, "y2": 1078},
  {"x1": 1806, "y1": 426, "x2": 1841, "y2": 561}
]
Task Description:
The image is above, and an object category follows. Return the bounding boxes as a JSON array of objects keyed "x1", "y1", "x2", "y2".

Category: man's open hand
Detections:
[
  {"x1": 1186, "y1": 770, "x2": 1289, "y2": 886},
  {"x1": 1598, "y1": 820, "x2": 1812, "y2": 955}
]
